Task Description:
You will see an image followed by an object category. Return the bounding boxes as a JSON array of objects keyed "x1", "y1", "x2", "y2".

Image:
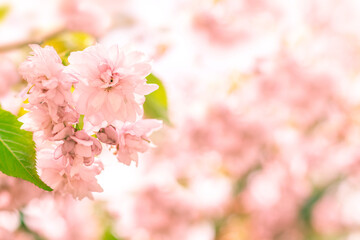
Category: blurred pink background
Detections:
[{"x1": 1, "y1": 0, "x2": 360, "y2": 239}]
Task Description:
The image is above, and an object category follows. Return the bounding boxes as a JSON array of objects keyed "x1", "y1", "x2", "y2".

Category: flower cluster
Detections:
[
  {"x1": 19, "y1": 45, "x2": 78, "y2": 142},
  {"x1": 19, "y1": 44, "x2": 161, "y2": 199}
]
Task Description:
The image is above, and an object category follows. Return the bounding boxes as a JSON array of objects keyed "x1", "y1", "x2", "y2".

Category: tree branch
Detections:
[{"x1": 0, "y1": 27, "x2": 66, "y2": 52}]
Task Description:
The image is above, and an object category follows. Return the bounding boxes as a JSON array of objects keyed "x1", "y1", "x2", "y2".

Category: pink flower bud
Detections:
[
  {"x1": 97, "y1": 125, "x2": 119, "y2": 145},
  {"x1": 52, "y1": 126, "x2": 74, "y2": 141}
]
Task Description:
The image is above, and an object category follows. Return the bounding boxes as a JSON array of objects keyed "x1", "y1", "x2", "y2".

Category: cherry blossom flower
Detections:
[
  {"x1": 19, "y1": 104, "x2": 78, "y2": 142},
  {"x1": 37, "y1": 147, "x2": 103, "y2": 200},
  {"x1": 116, "y1": 119, "x2": 162, "y2": 166},
  {"x1": 68, "y1": 44, "x2": 158, "y2": 124},
  {"x1": 19, "y1": 44, "x2": 74, "y2": 107},
  {"x1": 54, "y1": 130, "x2": 102, "y2": 166},
  {"x1": 19, "y1": 44, "x2": 78, "y2": 142},
  {"x1": 96, "y1": 125, "x2": 119, "y2": 145}
]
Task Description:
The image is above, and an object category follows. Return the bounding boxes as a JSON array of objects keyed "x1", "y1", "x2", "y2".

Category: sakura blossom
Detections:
[
  {"x1": 68, "y1": 44, "x2": 158, "y2": 124},
  {"x1": 115, "y1": 119, "x2": 162, "y2": 166},
  {"x1": 37, "y1": 147, "x2": 104, "y2": 200}
]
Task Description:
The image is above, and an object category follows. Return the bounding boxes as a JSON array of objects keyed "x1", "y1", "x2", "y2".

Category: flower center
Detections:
[{"x1": 99, "y1": 64, "x2": 121, "y2": 89}]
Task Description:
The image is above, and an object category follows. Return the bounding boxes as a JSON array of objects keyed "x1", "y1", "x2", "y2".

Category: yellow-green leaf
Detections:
[
  {"x1": 42, "y1": 32, "x2": 95, "y2": 65},
  {"x1": 144, "y1": 74, "x2": 170, "y2": 124},
  {"x1": 0, "y1": 5, "x2": 10, "y2": 23}
]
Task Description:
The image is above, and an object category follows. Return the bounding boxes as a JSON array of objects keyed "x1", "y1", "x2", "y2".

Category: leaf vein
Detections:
[{"x1": 0, "y1": 137, "x2": 37, "y2": 183}]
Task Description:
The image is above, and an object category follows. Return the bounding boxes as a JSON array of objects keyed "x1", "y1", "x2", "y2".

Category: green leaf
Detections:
[
  {"x1": 42, "y1": 32, "x2": 95, "y2": 65},
  {"x1": 93, "y1": 201, "x2": 124, "y2": 240},
  {"x1": 18, "y1": 211, "x2": 46, "y2": 240},
  {"x1": 300, "y1": 187, "x2": 327, "y2": 229},
  {"x1": 102, "y1": 227, "x2": 121, "y2": 240},
  {"x1": 0, "y1": 109, "x2": 52, "y2": 191},
  {"x1": 0, "y1": 5, "x2": 10, "y2": 23},
  {"x1": 75, "y1": 114, "x2": 84, "y2": 130},
  {"x1": 233, "y1": 164, "x2": 261, "y2": 195},
  {"x1": 144, "y1": 73, "x2": 170, "y2": 124},
  {"x1": 299, "y1": 176, "x2": 343, "y2": 232}
]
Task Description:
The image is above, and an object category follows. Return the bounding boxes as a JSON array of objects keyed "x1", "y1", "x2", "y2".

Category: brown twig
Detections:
[{"x1": 0, "y1": 26, "x2": 66, "y2": 52}]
